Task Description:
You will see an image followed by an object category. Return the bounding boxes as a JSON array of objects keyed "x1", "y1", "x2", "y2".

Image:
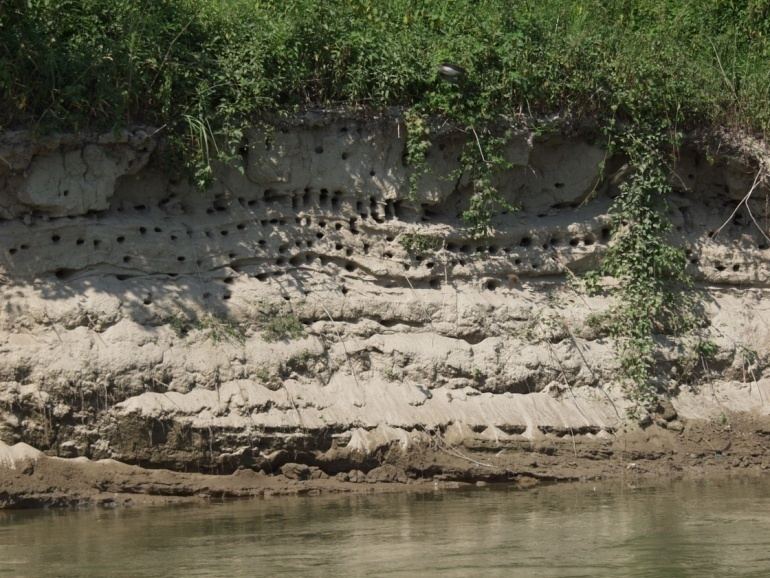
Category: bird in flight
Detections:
[{"x1": 436, "y1": 62, "x2": 466, "y2": 84}]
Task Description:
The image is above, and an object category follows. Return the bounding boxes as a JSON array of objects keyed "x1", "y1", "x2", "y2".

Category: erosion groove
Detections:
[{"x1": 1, "y1": 114, "x2": 770, "y2": 488}]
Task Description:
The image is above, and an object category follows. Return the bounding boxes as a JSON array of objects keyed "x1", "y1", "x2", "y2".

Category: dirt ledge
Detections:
[{"x1": 2, "y1": 412, "x2": 768, "y2": 509}]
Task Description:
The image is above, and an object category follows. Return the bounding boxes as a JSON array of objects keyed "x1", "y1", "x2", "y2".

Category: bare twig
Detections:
[
  {"x1": 404, "y1": 275, "x2": 437, "y2": 349},
  {"x1": 43, "y1": 310, "x2": 64, "y2": 345},
  {"x1": 313, "y1": 297, "x2": 365, "y2": 405},
  {"x1": 147, "y1": 9, "x2": 201, "y2": 94},
  {"x1": 470, "y1": 125, "x2": 492, "y2": 164},
  {"x1": 280, "y1": 382, "x2": 306, "y2": 432},
  {"x1": 712, "y1": 168, "x2": 767, "y2": 241},
  {"x1": 708, "y1": 37, "x2": 738, "y2": 103},
  {"x1": 420, "y1": 425, "x2": 503, "y2": 471}
]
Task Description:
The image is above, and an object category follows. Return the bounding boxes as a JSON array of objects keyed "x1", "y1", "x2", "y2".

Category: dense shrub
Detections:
[{"x1": 2, "y1": 0, "x2": 769, "y2": 137}]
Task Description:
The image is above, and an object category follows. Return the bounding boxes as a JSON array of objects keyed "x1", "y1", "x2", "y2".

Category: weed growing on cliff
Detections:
[
  {"x1": 404, "y1": 104, "x2": 518, "y2": 238},
  {"x1": 382, "y1": 367, "x2": 398, "y2": 381},
  {"x1": 260, "y1": 313, "x2": 304, "y2": 343},
  {"x1": 404, "y1": 109, "x2": 432, "y2": 201},
  {"x1": 739, "y1": 344, "x2": 760, "y2": 373},
  {"x1": 164, "y1": 314, "x2": 191, "y2": 339},
  {"x1": 254, "y1": 366, "x2": 270, "y2": 383},
  {"x1": 598, "y1": 127, "x2": 696, "y2": 416},
  {"x1": 197, "y1": 314, "x2": 244, "y2": 345},
  {"x1": 399, "y1": 231, "x2": 437, "y2": 256}
]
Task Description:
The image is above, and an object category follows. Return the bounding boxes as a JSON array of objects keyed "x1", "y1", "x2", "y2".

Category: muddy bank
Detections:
[{"x1": 2, "y1": 411, "x2": 768, "y2": 509}]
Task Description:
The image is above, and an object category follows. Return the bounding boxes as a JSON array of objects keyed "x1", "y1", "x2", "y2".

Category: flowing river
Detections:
[{"x1": 2, "y1": 476, "x2": 770, "y2": 577}]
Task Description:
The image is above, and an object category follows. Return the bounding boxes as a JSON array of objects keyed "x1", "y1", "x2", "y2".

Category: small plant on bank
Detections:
[
  {"x1": 382, "y1": 368, "x2": 398, "y2": 381},
  {"x1": 717, "y1": 412, "x2": 730, "y2": 427},
  {"x1": 260, "y1": 313, "x2": 305, "y2": 342},
  {"x1": 254, "y1": 366, "x2": 270, "y2": 383},
  {"x1": 459, "y1": 130, "x2": 519, "y2": 239},
  {"x1": 164, "y1": 314, "x2": 192, "y2": 339},
  {"x1": 196, "y1": 314, "x2": 245, "y2": 345},
  {"x1": 738, "y1": 345, "x2": 761, "y2": 385},
  {"x1": 290, "y1": 349, "x2": 312, "y2": 373},
  {"x1": 399, "y1": 231, "x2": 437, "y2": 256},
  {"x1": 404, "y1": 105, "x2": 519, "y2": 239},
  {"x1": 695, "y1": 339, "x2": 720, "y2": 361}
]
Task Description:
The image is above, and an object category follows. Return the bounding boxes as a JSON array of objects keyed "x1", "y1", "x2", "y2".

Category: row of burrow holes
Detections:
[
  {"x1": 4, "y1": 217, "x2": 637, "y2": 294},
  {"x1": 11, "y1": 208, "x2": 609, "y2": 274},
  {"x1": 686, "y1": 247, "x2": 745, "y2": 272},
  {"x1": 7, "y1": 182, "x2": 606, "y2": 260},
  {"x1": 16, "y1": 223, "x2": 757, "y2": 277},
  {"x1": 8, "y1": 212, "x2": 752, "y2": 278},
  {"x1": 9, "y1": 192, "x2": 755, "y2": 276}
]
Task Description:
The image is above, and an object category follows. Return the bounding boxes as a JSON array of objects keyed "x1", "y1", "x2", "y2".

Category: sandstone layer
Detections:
[{"x1": 1, "y1": 111, "x2": 769, "y2": 504}]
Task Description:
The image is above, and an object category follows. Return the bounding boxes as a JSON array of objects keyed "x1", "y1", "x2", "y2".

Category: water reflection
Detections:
[{"x1": 2, "y1": 477, "x2": 770, "y2": 577}]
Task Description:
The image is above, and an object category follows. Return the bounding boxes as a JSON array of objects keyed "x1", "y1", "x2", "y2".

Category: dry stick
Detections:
[
  {"x1": 567, "y1": 425, "x2": 578, "y2": 459},
  {"x1": 539, "y1": 328, "x2": 591, "y2": 458},
  {"x1": 151, "y1": 381, "x2": 182, "y2": 410},
  {"x1": 708, "y1": 37, "x2": 739, "y2": 103},
  {"x1": 564, "y1": 330, "x2": 623, "y2": 422},
  {"x1": 700, "y1": 437, "x2": 730, "y2": 456},
  {"x1": 747, "y1": 362, "x2": 764, "y2": 405},
  {"x1": 743, "y1": 201, "x2": 770, "y2": 246},
  {"x1": 419, "y1": 425, "x2": 502, "y2": 471},
  {"x1": 0, "y1": 198, "x2": 32, "y2": 228},
  {"x1": 43, "y1": 311, "x2": 64, "y2": 346},
  {"x1": 741, "y1": 355, "x2": 760, "y2": 403},
  {"x1": 710, "y1": 324, "x2": 764, "y2": 406},
  {"x1": 542, "y1": 336, "x2": 590, "y2": 424},
  {"x1": 147, "y1": 9, "x2": 201, "y2": 94},
  {"x1": 712, "y1": 168, "x2": 766, "y2": 241},
  {"x1": 184, "y1": 225, "x2": 214, "y2": 318},
  {"x1": 86, "y1": 314, "x2": 108, "y2": 347},
  {"x1": 186, "y1": 225, "x2": 242, "y2": 347},
  {"x1": 470, "y1": 125, "x2": 492, "y2": 164},
  {"x1": 313, "y1": 298, "x2": 365, "y2": 405},
  {"x1": 552, "y1": 252, "x2": 595, "y2": 312},
  {"x1": 281, "y1": 382, "x2": 307, "y2": 433},
  {"x1": 403, "y1": 275, "x2": 437, "y2": 349}
]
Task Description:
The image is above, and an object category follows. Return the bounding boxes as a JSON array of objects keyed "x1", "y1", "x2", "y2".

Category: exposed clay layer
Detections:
[
  {"x1": 0, "y1": 113, "x2": 769, "y2": 491},
  {"x1": 2, "y1": 410, "x2": 769, "y2": 509}
]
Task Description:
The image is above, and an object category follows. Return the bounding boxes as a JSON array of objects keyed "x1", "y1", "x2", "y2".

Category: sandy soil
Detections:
[{"x1": 2, "y1": 411, "x2": 768, "y2": 509}]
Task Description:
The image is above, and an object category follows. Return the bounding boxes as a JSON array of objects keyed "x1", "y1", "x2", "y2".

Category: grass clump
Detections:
[
  {"x1": 260, "y1": 313, "x2": 305, "y2": 343},
  {"x1": 164, "y1": 314, "x2": 192, "y2": 339},
  {"x1": 197, "y1": 314, "x2": 245, "y2": 345},
  {"x1": 399, "y1": 231, "x2": 437, "y2": 256}
]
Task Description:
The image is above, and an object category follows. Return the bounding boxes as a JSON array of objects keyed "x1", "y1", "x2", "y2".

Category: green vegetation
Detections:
[
  {"x1": 164, "y1": 314, "x2": 192, "y2": 339},
  {"x1": 290, "y1": 348, "x2": 312, "y2": 372},
  {"x1": 196, "y1": 313, "x2": 245, "y2": 344},
  {"x1": 254, "y1": 366, "x2": 271, "y2": 383},
  {"x1": 165, "y1": 312, "x2": 244, "y2": 343},
  {"x1": 695, "y1": 339, "x2": 720, "y2": 361},
  {"x1": 260, "y1": 312, "x2": 305, "y2": 342},
  {"x1": 399, "y1": 231, "x2": 437, "y2": 256},
  {"x1": 596, "y1": 128, "x2": 697, "y2": 412},
  {"x1": 4, "y1": 1, "x2": 769, "y2": 165}
]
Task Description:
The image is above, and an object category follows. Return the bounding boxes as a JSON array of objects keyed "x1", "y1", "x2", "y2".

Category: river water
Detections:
[{"x1": 2, "y1": 476, "x2": 770, "y2": 577}]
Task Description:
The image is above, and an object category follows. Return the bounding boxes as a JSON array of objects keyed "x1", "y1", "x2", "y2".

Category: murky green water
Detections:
[{"x1": 2, "y1": 477, "x2": 770, "y2": 577}]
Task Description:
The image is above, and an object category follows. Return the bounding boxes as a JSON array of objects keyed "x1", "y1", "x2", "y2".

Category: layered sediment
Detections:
[{"x1": 1, "y1": 111, "x2": 769, "y2": 505}]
